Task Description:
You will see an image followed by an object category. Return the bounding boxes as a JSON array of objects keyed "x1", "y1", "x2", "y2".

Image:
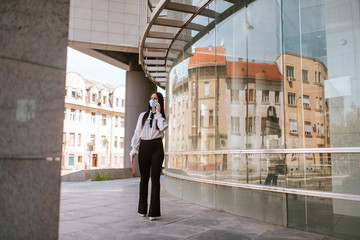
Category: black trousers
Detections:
[{"x1": 138, "y1": 138, "x2": 164, "y2": 217}]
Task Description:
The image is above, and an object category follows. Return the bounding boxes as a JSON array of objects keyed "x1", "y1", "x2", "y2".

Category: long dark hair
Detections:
[{"x1": 141, "y1": 91, "x2": 166, "y2": 128}]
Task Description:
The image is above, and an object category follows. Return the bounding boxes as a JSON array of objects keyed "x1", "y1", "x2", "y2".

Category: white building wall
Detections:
[{"x1": 63, "y1": 72, "x2": 125, "y2": 170}]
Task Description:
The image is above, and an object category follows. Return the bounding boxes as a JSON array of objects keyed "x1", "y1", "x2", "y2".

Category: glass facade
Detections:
[{"x1": 150, "y1": 0, "x2": 360, "y2": 238}]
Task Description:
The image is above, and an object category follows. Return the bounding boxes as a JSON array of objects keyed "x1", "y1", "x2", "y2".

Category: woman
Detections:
[{"x1": 129, "y1": 91, "x2": 168, "y2": 221}]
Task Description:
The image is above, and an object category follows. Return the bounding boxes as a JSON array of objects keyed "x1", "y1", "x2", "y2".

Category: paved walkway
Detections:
[{"x1": 59, "y1": 177, "x2": 341, "y2": 240}]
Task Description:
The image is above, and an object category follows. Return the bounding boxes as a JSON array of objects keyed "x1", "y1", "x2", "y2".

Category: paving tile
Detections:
[
  {"x1": 187, "y1": 229, "x2": 255, "y2": 240},
  {"x1": 59, "y1": 220, "x2": 97, "y2": 235},
  {"x1": 76, "y1": 215, "x2": 123, "y2": 225},
  {"x1": 59, "y1": 225, "x2": 125, "y2": 240},
  {"x1": 255, "y1": 226, "x2": 324, "y2": 240}
]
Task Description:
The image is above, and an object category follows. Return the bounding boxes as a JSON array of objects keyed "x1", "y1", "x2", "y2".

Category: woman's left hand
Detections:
[{"x1": 155, "y1": 102, "x2": 161, "y2": 114}]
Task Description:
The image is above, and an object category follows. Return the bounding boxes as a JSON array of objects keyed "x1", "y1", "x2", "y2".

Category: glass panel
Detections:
[
  {"x1": 287, "y1": 194, "x2": 360, "y2": 239},
  {"x1": 164, "y1": 0, "x2": 360, "y2": 238}
]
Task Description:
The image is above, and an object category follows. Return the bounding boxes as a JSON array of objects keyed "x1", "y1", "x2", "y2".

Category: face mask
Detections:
[{"x1": 149, "y1": 100, "x2": 158, "y2": 108}]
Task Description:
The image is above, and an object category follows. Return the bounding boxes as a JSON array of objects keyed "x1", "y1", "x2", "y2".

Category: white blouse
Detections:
[{"x1": 130, "y1": 111, "x2": 168, "y2": 155}]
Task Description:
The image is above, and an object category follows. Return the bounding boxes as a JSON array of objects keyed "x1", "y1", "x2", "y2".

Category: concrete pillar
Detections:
[
  {"x1": 0, "y1": 1, "x2": 69, "y2": 239},
  {"x1": 124, "y1": 55, "x2": 156, "y2": 176}
]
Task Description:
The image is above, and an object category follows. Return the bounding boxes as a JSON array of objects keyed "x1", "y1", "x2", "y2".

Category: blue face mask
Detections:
[{"x1": 149, "y1": 100, "x2": 158, "y2": 108}]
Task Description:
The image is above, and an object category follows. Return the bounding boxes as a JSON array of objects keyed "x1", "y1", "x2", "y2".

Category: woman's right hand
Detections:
[{"x1": 130, "y1": 150, "x2": 136, "y2": 160}]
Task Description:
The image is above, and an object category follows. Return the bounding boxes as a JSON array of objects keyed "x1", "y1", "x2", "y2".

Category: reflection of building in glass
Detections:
[
  {"x1": 63, "y1": 73, "x2": 125, "y2": 170},
  {"x1": 277, "y1": 53, "x2": 331, "y2": 174},
  {"x1": 170, "y1": 47, "x2": 333, "y2": 185}
]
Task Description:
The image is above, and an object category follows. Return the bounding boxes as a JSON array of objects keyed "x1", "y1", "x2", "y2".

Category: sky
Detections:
[{"x1": 66, "y1": 47, "x2": 126, "y2": 87}]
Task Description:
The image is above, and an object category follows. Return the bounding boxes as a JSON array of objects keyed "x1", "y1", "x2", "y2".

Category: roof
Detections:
[
  {"x1": 84, "y1": 77, "x2": 114, "y2": 91},
  {"x1": 226, "y1": 60, "x2": 282, "y2": 80}
]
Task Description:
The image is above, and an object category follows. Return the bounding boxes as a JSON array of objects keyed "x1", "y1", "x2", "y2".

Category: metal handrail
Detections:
[
  {"x1": 166, "y1": 147, "x2": 360, "y2": 155},
  {"x1": 163, "y1": 170, "x2": 360, "y2": 201}
]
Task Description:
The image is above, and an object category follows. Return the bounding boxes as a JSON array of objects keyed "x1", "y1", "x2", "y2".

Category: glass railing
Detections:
[{"x1": 165, "y1": 150, "x2": 360, "y2": 197}]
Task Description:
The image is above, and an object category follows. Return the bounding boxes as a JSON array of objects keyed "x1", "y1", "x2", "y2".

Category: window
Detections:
[
  {"x1": 121, "y1": 99, "x2": 125, "y2": 107},
  {"x1": 77, "y1": 90, "x2": 83, "y2": 99},
  {"x1": 320, "y1": 153, "x2": 324, "y2": 165},
  {"x1": 120, "y1": 117, "x2": 124, "y2": 128},
  {"x1": 319, "y1": 98, "x2": 323, "y2": 110},
  {"x1": 116, "y1": 98, "x2": 119, "y2": 106},
  {"x1": 69, "y1": 133, "x2": 75, "y2": 147},
  {"x1": 302, "y1": 69, "x2": 308, "y2": 81},
  {"x1": 71, "y1": 90, "x2": 76, "y2": 98},
  {"x1": 209, "y1": 110, "x2": 214, "y2": 127},
  {"x1": 78, "y1": 155, "x2": 82, "y2": 163},
  {"x1": 77, "y1": 133, "x2": 81, "y2": 146},
  {"x1": 200, "y1": 108, "x2": 205, "y2": 127},
  {"x1": 120, "y1": 138, "x2": 124, "y2": 148},
  {"x1": 231, "y1": 116, "x2": 240, "y2": 133},
  {"x1": 204, "y1": 82, "x2": 209, "y2": 98},
  {"x1": 286, "y1": 66, "x2": 294, "y2": 78},
  {"x1": 262, "y1": 90, "x2": 269, "y2": 103},
  {"x1": 78, "y1": 110, "x2": 82, "y2": 121},
  {"x1": 70, "y1": 109, "x2": 76, "y2": 121},
  {"x1": 90, "y1": 135, "x2": 95, "y2": 144},
  {"x1": 65, "y1": 88, "x2": 67, "y2": 97},
  {"x1": 305, "y1": 121, "x2": 312, "y2": 136},
  {"x1": 321, "y1": 124, "x2": 324, "y2": 136},
  {"x1": 292, "y1": 153, "x2": 299, "y2": 161},
  {"x1": 103, "y1": 96, "x2": 107, "y2": 105},
  {"x1": 316, "y1": 97, "x2": 319, "y2": 110},
  {"x1": 246, "y1": 117, "x2": 254, "y2": 133},
  {"x1": 101, "y1": 136, "x2": 106, "y2": 148},
  {"x1": 275, "y1": 91, "x2": 279, "y2": 103},
  {"x1": 289, "y1": 119, "x2": 297, "y2": 134},
  {"x1": 114, "y1": 136, "x2": 118, "y2": 148},
  {"x1": 115, "y1": 116, "x2": 119, "y2": 127},
  {"x1": 288, "y1": 93, "x2": 296, "y2": 105},
  {"x1": 317, "y1": 123, "x2": 320, "y2": 136},
  {"x1": 315, "y1": 71, "x2": 317, "y2": 82},
  {"x1": 102, "y1": 114, "x2": 106, "y2": 126},
  {"x1": 245, "y1": 89, "x2": 255, "y2": 102},
  {"x1": 69, "y1": 154, "x2": 74, "y2": 166},
  {"x1": 78, "y1": 110, "x2": 82, "y2": 122},
  {"x1": 230, "y1": 89, "x2": 239, "y2": 103},
  {"x1": 192, "y1": 111, "x2": 196, "y2": 127},
  {"x1": 303, "y1": 95, "x2": 310, "y2": 108},
  {"x1": 91, "y1": 112, "x2": 96, "y2": 124},
  {"x1": 192, "y1": 82, "x2": 196, "y2": 102},
  {"x1": 318, "y1": 72, "x2": 321, "y2": 83},
  {"x1": 92, "y1": 93, "x2": 96, "y2": 103}
]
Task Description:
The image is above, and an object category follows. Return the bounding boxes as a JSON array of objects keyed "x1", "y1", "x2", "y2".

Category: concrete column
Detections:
[
  {"x1": 0, "y1": 1, "x2": 69, "y2": 239},
  {"x1": 124, "y1": 55, "x2": 156, "y2": 176}
]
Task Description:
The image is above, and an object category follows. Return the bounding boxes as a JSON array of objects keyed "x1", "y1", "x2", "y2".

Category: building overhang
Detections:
[{"x1": 140, "y1": 0, "x2": 255, "y2": 89}]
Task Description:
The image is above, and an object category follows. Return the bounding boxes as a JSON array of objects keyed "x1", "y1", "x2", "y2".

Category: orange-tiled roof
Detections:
[
  {"x1": 188, "y1": 45, "x2": 226, "y2": 68},
  {"x1": 226, "y1": 60, "x2": 282, "y2": 80}
]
